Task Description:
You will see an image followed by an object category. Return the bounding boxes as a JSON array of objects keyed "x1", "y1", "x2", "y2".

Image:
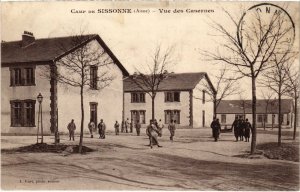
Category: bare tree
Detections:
[
  {"x1": 130, "y1": 45, "x2": 177, "y2": 120},
  {"x1": 43, "y1": 34, "x2": 115, "y2": 153},
  {"x1": 195, "y1": 66, "x2": 240, "y2": 118},
  {"x1": 284, "y1": 61, "x2": 299, "y2": 140},
  {"x1": 202, "y1": 5, "x2": 295, "y2": 154},
  {"x1": 260, "y1": 50, "x2": 297, "y2": 146}
]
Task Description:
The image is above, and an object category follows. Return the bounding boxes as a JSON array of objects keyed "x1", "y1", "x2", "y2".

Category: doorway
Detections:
[{"x1": 90, "y1": 102, "x2": 98, "y2": 129}]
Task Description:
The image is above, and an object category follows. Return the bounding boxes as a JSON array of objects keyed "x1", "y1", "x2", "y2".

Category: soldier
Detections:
[
  {"x1": 244, "y1": 119, "x2": 252, "y2": 142},
  {"x1": 168, "y1": 119, "x2": 176, "y2": 141},
  {"x1": 231, "y1": 117, "x2": 239, "y2": 142},
  {"x1": 210, "y1": 117, "x2": 216, "y2": 137},
  {"x1": 135, "y1": 120, "x2": 141, "y2": 136},
  {"x1": 239, "y1": 119, "x2": 245, "y2": 141},
  {"x1": 67, "y1": 119, "x2": 76, "y2": 141},
  {"x1": 114, "y1": 121, "x2": 120, "y2": 135},
  {"x1": 157, "y1": 119, "x2": 164, "y2": 137},
  {"x1": 146, "y1": 120, "x2": 162, "y2": 148},
  {"x1": 211, "y1": 118, "x2": 221, "y2": 142},
  {"x1": 130, "y1": 119, "x2": 134, "y2": 133},
  {"x1": 88, "y1": 119, "x2": 95, "y2": 138},
  {"x1": 98, "y1": 119, "x2": 106, "y2": 139},
  {"x1": 125, "y1": 118, "x2": 129, "y2": 133}
]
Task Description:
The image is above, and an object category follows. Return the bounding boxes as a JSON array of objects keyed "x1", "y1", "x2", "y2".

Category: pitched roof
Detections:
[
  {"x1": 1, "y1": 34, "x2": 129, "y2": 76},
  {"x1": 124, "y1": 72, "x2": 212, "y2": 92},
  {"x1": 216, "y1": 99, "x2": 293, "y2": 114}
]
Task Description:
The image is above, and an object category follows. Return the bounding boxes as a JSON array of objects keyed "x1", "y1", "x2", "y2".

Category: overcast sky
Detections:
[{"x1": 2, "y1": 1, "x2": 299, "y2": 99}]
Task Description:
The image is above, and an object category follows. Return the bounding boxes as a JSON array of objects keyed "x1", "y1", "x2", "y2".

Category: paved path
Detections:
[{"x1": 1, "y1": 128, "x2": 299, "y2": 190}]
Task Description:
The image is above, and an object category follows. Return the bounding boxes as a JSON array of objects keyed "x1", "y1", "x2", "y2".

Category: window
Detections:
[
  {"x1": 10, "y1": 67, "x2": 35, "y2": 86},
  {"x1": 165, "y1": 110, "x2": 180, "y2": 124},
  {"x1": 131, "y1": 93, "x2": 145, "y2": 103},
  {"x1": 165, "y1": 92, "x2": 180, "y2": 102},
  {"x1": 202, "y1": 90, "x2": 206, "y2": 104},
  {"x1": 25, "y1": 68, "x2": 35, "y2": 85},
  {"x1": 257, "y1": 114, "x2": 263, "y2": 123},
  {"x1": 131, "y1": 110, "x2": 146, "y2": 124},
  {"x1": 221, "y1": 114, "x2": 226, "y2": 123},
  {"x1": 10, "y1": 100, "x2": 36, "y2": 127},
  {"x1": 90, "y1": 66, "x2": 98, "y2": 89}
]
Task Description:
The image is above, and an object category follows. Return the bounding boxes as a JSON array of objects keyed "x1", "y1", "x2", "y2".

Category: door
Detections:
[{"x1": 90, "y1": 102, "x2": 98, "y2": 128}]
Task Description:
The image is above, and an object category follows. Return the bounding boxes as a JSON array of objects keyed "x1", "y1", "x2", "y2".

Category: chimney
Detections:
[{"x1": 22, "y1": 31, "x2": 35, "y2": 47}]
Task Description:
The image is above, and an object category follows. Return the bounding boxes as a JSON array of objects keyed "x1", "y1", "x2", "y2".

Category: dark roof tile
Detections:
[{"x1": 124, "y1": 72, "x2": 207, "y2": 91}]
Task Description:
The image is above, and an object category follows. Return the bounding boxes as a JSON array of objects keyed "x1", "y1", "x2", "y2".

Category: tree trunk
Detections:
[
  {"x1": 251, "y1": 77, "x2": 257, "y2": 155},
  {"x1": 151, "y1": 96, "x2": 155, "y2": 121},
  {"x1": 293, "y1": 96, "x2": 297, "y2": 140},
  {"x1": 278, "y1": 93, "x2": 282, "y2": 147},
  {"x1": 78, "y1": 85, "x2": 84, "y2": 153},
  {"x1": 213, "y1": 99, "x2": 217, "y2": 119},
  {"x1": 278, "y1": 88, "x2": 282, "y2": 146}
]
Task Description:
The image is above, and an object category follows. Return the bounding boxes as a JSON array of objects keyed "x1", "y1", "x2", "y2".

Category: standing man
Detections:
[
  {"x1": 168, "y1": 119, "x2": 176, "y2": 141},
  {"x1": 135, "y1": 120, "x2": 141, "y2": 136},
  {"x1": 211, "y1": 118, "x2": 221, "y2": 142},
  {"x1": 98, "y1": 119, "x2": 106, "y2": 139},
  {"x1": 67, "y1": 119, "x2": 76, "y2": 141},
  {"x1": 231, "y1": 117, "x2": 239, "y2": 142},
  {"x1": 114, "y1": 121, "x2": 120, "y2": 135},
  {"x1": 157, "y1": 119, "x2": 164, "y2": 137},
  {"x1": 130, "y1": 119, "x2": 134, "y2": 133},
  {"x1": 239, "y1": 119, "x2": 245, "y2": 141},
  {"x1": 88, "y1": 119, "x2": 95, "y2": 138},
  {"x1": 125, "y1": 118, "x2": 129, "y2": 133},
  {"x1": 244, "y1": 119, "x2": 252, "y2": 142}
]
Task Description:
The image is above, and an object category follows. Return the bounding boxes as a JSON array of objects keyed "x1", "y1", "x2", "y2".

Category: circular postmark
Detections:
[{"x1": 237, "y1": 3, "x2": 295, "y2": 56}]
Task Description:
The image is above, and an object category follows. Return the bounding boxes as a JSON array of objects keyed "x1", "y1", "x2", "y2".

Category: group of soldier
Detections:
[
  {"x1": 67, "y1": 118, "x2": 177, "y2": 146},
  {"x1": 231, "y1": 117, "x2": 252, "y2": 142},
  {"x1": 210, "y1": 116, "x2": 252, "y2": 142}
]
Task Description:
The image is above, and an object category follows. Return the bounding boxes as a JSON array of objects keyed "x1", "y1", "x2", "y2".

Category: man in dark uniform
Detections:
[
  {"x1": 135, "y1": 120, "x2": 141, "y2": 136},
  {"x1": 210, "y1": 117, "x2": 216, "y2": 138},
  {"x1": 239, "y1": 119, "x2": 245, "y2": 141},
  {"x1": 114, "y1": 121, "x2": 120, "y2": 135},
  {"x1": 244, "y1": 118, "x2": 252, "y2": 142},
  {"x1": 130, "y1": 119, "x2": 133, "y2": 133},
  {"x1": 211, "y1": 118, "x2": 221, "y2": 142},
  {"x1": 231, "y1": 117, "x2": 239, "y2": 142},
  {"x1": 98, "y1": 119, "x2": 106, "y2": 139}
]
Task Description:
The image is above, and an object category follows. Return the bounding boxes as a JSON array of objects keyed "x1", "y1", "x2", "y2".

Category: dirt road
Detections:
[{"x1": 1, "y1": 128, "x2": 299, "y2": 190}]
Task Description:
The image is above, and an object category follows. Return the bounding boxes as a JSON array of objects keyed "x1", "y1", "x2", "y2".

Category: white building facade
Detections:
[
  {"x1": 123, "y1": 73, "x2": 215, "y2": 128},
  {"x1": 1, "y1": 32, "x2": 128, "y2": 135},
  {"x1": 216, "y1": 99, "x2": 295, "y2": 128}
]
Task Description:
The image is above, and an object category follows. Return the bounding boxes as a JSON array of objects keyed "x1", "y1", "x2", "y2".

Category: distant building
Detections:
[
  {"x1": 123, "y1": 72, "x2": 216, "y2": 128},
  {"x1": 216, "y1": 99, "x2": 295, "y2": 128},
  {"x1": 1, "y1": 31, "x2": 129, "y2": 135}
]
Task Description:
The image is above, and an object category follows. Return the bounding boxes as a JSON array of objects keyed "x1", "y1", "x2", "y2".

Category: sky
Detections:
[{"x1": 2, "y1": 1, "x2": 300, "y2": 99}]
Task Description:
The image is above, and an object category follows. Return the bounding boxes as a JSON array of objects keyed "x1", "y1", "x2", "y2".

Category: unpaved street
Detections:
[{"x1": 1, "y1": 128, "x2": 299, "y2": 190}]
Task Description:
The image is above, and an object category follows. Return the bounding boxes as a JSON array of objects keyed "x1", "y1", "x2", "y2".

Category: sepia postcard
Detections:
[{"x1": 1, "y1": 1, "x2": 300, "y2": 190}]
